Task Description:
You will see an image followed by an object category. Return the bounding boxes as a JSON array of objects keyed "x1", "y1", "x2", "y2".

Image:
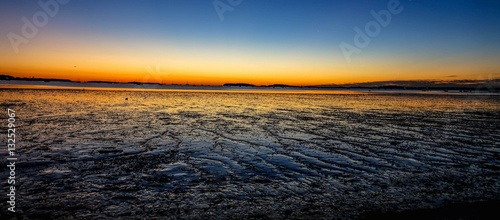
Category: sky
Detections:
[{"x1": 1, "y1": 0, "x2": 499, "y2": 86}]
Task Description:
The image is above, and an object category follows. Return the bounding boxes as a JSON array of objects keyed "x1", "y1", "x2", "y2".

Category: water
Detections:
[{"x1": 1, "y1": 88, "x2": 499, "y2": 219}]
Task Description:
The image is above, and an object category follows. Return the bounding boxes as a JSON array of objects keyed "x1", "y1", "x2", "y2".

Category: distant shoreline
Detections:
[
  {"x1": 2, "y1": 80, "x2": 500, "y2": 96},
  {"x1": 1, "y1": 74, "x2": 499, "y2": 92}
]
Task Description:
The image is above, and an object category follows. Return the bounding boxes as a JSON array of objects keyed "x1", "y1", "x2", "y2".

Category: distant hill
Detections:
[
  {"x1": 0, "y1": 75, "x2": 14, "y2": 80},
  {"x1": 0, "y1": 74, "x2": 72, "y2": 82},
  {"x1": 263, "y1": 84, "x2": 299, "y2": 88},
  {"x1": 1, "y1": 74, "x2": 499, "y2": 91},
  {"x1": 315, "y1": 79, "x2": 500, "y2": 91},
  {"x1": 223, "y1": 83, "x2": 256, "y2": 87}
]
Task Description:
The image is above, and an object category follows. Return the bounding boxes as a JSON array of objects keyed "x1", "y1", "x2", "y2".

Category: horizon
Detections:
[
  {"x1": 2, "y1": 73, "x2": 499, "y2": 91},
  {"x1": 1, "y1": 0, "x2": 500, "y2": 85},
  {"x1": 2, "y1": 73, "x2": 500, "y2": 87}
]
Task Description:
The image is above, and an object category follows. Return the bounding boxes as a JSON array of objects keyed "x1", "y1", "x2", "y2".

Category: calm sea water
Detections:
[{"x1": 1, "y1": 88, "x2": 499, "y2": 219}]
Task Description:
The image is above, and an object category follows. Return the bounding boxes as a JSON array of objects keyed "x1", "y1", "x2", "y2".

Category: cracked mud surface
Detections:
[{"x1": 1, "y1": 89, "x2": 499, "y2": 219}]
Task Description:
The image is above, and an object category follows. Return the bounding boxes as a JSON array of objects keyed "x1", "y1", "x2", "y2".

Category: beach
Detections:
[{"x1": 1, "y1": 88, "x2": 499, "y2": 219}]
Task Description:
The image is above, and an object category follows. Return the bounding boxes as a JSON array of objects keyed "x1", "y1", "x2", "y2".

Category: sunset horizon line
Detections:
[{"x1": 1, "y1": 72, "x2": 498, "y2": 88}]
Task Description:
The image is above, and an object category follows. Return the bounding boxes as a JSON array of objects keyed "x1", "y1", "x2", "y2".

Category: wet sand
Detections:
[
  {"x1": 363, "y1": 200, "x2": 500, "y2": 220},
  {"x1": 1, "y1": 88, "x2": 499, "y2": 219}
]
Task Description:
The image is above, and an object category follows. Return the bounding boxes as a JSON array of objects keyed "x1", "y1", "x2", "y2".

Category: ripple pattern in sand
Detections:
[{"x1": 1, "y1": 90, "x2": 499, "y2": 219}]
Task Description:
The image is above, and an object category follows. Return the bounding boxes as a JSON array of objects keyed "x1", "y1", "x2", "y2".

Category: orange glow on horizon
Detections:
[
  {"x1": 3, "y1": 68, "x2": 499, "y2": 87},
  {"x1": 1, "y1": 31, "x2": 499, "y2": 86}
]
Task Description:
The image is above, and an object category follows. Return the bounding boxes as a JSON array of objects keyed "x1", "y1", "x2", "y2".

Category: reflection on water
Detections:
[{"x1": 1, "y1": 88, "x2": 499, "y2": 219}]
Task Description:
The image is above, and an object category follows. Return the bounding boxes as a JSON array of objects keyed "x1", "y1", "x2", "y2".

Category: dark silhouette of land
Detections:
[
  {"x1": 223, "y1": 83, "x2": 256, "y2": 87},
  {"x1": 0, "y1": 74, "x2": 72, "y2": 82},
  {"x1": 1, "y1": 74, "x2": 499, "y2": 92}
]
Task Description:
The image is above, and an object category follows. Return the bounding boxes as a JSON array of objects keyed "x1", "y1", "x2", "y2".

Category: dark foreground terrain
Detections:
[{"x1": 1, "y1": 88, "x2": 499, "y2": 219}]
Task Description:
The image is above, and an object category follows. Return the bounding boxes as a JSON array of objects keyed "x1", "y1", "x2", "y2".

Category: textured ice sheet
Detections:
[{"x1": 0, "y1": 89, "x2": 499, "y2": 219}]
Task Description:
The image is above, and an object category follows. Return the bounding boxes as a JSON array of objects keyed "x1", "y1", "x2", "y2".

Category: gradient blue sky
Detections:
[{"x1": 1, "y1": 0, "x2": 499, "y2": 85}]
